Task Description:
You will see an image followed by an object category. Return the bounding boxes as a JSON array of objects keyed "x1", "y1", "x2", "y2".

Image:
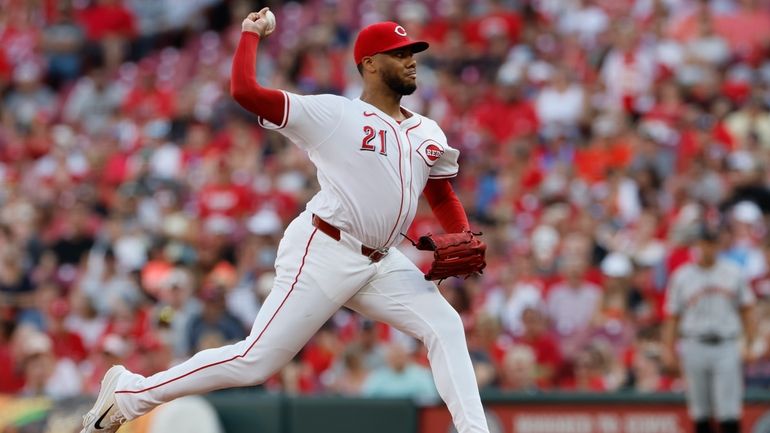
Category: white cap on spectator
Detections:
[
  {"x1": 527, "y1": 60, "x2": 554, "y2": 83},
  {"x1": 163, "y1": 213, "x2": 191, "y2": 238},
  {"x1": 728, "y1": 151, "x2": 756, "y2": 172},
  {"x1": 397, "y1": 3, "x2": 428, "y2": 23},
  {"x1": 732, "y1": 201, "x2": 762, "y2": 224},
  {"x1": 601, "y1": 252, "x2": 633, "y2": 278},
  {"x1": 163, "y1": 268, "x2": 192, "y2": 291},
  {"x1": 247, "y1": 209, "x2": 282, "y2": 236},
  {"x1": 204, "y1": 215, "x2": 235, "y2": 235},
  {"x1": 52, "y1": 124, "x2": 76, "y2": 148},
  {"x1": 531, "y1": 225, "x2": 559, "y2": 260},
  {"x1": 634, "y1": 242, "x2": 666, "y2": 267},
  {"x1": 22, "y1": 332, "x2": 53, "y2": 356},
  {"x1": 102, "y1": 334, "x2": 129, "y2": 358},
  {"x1": 14, "y1": 62, "x2": 41, "y2": 83},
  {"x1": 497, "y1": 61, "x2": 523, "y2": 86}
]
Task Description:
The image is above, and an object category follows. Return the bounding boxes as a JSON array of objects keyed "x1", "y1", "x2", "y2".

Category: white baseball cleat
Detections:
[{"x1": 81, "y1": 365, "x2": 128, "y2": 433}]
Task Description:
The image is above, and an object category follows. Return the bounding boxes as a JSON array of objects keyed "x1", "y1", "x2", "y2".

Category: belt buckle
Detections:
[{"x1": 368, "y1": 247, "x2": 389, "y2": 263}]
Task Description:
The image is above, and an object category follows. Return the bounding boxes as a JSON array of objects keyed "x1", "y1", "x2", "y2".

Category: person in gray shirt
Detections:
[{"x1": 663, "y1": 227, "x2": 756, "y2": 433}]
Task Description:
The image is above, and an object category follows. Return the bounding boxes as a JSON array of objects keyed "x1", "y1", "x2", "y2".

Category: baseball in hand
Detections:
[{"x1": 264, "y1": 9, "x2": 276, "y2": 32}]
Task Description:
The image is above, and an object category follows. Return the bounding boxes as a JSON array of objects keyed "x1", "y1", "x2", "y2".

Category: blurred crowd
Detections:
[{"x1": 2, "y1": 0, "x2": 770, "y2": 402}]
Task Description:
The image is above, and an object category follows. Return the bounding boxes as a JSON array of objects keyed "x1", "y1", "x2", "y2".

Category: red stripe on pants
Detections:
[{"x1": 115, "y1": 228, "x2": 319, "y2": 394}]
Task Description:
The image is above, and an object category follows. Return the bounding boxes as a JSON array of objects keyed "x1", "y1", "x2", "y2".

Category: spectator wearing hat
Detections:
[
  {"x1": 151, "y1": 268, "x2": 201, "y2": 359},
  {"x1": 581, "y1": 253, "x2": 638, "y2": 359},
  {"x1": 85, "y1": 333, "x2": 131, "y2": 394},
  {"x1": 721, "y1": 201, "x2": 767, "y2": 280},
  {"x1": 19, "y1": 329, "x2": 83, "y2": 399},
  {"x1": 187, "y1": 284, "x2": 245, "y2": 353}
]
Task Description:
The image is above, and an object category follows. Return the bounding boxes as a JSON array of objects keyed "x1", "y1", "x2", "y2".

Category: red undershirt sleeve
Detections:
[
  {"x1": 230, "y1": 31, "x2": 285, "y2": 125},
  {"x1": 422, "y1": 178, "x2": 470, "y2": 233}
]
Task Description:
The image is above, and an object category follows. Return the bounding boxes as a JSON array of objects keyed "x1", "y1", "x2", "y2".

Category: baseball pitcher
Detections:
[{"x1": 80, "y1": 8, "x2": 488, "y2": 433}]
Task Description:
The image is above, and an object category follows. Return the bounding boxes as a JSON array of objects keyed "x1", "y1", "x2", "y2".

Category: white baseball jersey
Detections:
[
  {"x1": 107, "y1": 33, "x2": 490, "y2": 433},
  {"x1": 258, "y1": 92, "x2": 459, "y2": 249},
  {"x1": 665, "y1": 259, "x2": 755, "y2": 338}
]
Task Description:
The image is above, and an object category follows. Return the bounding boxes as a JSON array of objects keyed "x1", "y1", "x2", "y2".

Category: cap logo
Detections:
[{"x1": 394, "y1": 25, "x2": 407, "y2": 36}]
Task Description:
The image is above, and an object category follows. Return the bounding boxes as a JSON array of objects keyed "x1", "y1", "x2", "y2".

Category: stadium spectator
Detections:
[
  {"x1": 187, "y1": 284, "x2": 246, "y2": 353},
  {"x1": 361, "y1": 342, "x2": 439, "y2": 404},
  {"x1": 514, "y1": 307, "x2": 563, "y2": 389},
  {"x1": 546, "y1": 256, "x2": 602, "y2": 358},
  {"x1": 41, "y1": 3, "x2": 85, "y2": 87},
  {"x1": 18, "y1": 329, "x2": 83, "y2": 399},
  {"x1": 324, "y1": 345, "x2": 370, "y2": 396},
  {"x1": 499, "y1": 344, "x2": 538, "y2": 392}
]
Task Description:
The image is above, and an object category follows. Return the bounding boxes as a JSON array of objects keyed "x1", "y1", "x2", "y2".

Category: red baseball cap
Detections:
[{"x1": 354, "y1": 21, "x2": 429, "y2": 65}]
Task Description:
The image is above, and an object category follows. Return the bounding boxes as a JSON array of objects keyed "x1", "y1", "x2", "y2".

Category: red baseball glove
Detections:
[{"x1": 415, "y1": 231, "x2": 487, "y2": 281}]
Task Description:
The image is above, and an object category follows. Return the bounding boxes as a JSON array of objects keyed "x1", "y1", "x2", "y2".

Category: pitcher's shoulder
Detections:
[{"x1": 414, "y1": 115, "x2": 448, "y2": 139}]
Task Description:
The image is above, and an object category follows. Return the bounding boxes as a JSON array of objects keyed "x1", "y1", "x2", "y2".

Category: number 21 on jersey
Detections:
[{"x1": 361, "y1": 126, "x2": 387, "y2": 156}]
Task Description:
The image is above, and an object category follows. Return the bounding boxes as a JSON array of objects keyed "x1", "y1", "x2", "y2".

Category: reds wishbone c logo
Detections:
[
  {"x1": 395, "y1": 25, "x2": 407, "y2": 36},
  {"x1": 417, "y1": 140, "x2": 445, "y2": 167}
]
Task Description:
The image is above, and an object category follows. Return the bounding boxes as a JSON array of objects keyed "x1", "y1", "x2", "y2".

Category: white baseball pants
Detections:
[
  {"x1": 680, "y1": 338, "x2": 743, "y2": 420},
  {"x1": 114, "y1": 211, "x2": 489, "y2": 433}
]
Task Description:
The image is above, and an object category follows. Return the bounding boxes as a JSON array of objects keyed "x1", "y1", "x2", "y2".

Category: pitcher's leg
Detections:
[
  {"x1": 345, "y1": 250, "x2": 489, "y2": 433},
  {"x1": 114, "y1": 220, "x2": 373, "y2": 420},
  {"x1": 115, "y1": 280, "x2": 340, "y2": 419}
]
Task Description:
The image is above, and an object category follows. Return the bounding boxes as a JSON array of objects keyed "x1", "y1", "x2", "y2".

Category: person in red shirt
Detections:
[
  {"x1": 121, "y1": 69, "x2": 176, "y2": 121},
  {"x1": 514, "y1": 307, "x2": 563, "y2": 388},
  {"x1": 463, "y1": 0, "x2": 522, "y2": 54},
  {"x1": 301, "y1": 322, "x2": 343, "y2": 382},
  {"x1": 0, "y1": 317, "x2": 24, "y2": 393},
  {"x1": 473, "y1": 81, "x2": 539, "y2": 145},
  {"x1": 197, "y1": 161, "x2": 255, "y2": 221},
  {"x1": 77, "y1": 0, "x2": 136, "y2": 41},
  {"x1": 629, "y1": 348, "x2": 674, "y2": 392},
  {"x1": 77, "y1": 0, "x2": 136, "y2": 70},
  {"x1": 46, "y1": 298, "x2": 88, "y2": 363},
  {"x1": 560, "y1": 345, "x2": 609, "y2": 391}
]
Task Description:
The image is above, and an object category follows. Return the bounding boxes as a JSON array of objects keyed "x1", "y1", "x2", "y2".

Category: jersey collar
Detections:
[{"x1": 355, "y1": 98, "x2": 421, "y2": 129}]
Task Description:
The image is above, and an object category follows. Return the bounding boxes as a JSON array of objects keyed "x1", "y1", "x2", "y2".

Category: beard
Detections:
[{"x1": 382, "y1": 68, "x2": 417, "y2": 95}]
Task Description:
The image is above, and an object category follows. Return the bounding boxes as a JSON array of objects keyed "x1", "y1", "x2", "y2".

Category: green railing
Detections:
[{"x1": 199, "y1": 389, "x2": 770, "y2": 433}]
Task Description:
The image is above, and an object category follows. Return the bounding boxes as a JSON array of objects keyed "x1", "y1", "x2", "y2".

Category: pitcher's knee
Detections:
[
  {"x1": 244, "y1": 368, "x2": 271, "y2": 386},
  {"x1": 422, "y1": 309, "x2": 465, "y2": 346},
  {"x1": 241, "y1": 347, "x2": 294, "y2": 386}
]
